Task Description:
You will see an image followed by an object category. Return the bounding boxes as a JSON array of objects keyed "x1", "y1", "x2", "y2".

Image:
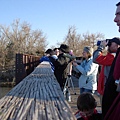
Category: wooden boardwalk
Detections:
[
  {"x1": 0, "y1": 62, "x2": 76, "y2": 120},
  {"x1": 67, "y1": 76, "x2": 102, "y2": 113},
  {"x1": 0, "y1": 62, "x2": 101, "y2": 120}
]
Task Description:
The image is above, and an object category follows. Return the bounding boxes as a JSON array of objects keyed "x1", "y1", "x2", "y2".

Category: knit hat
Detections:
[
  {"x1": 59, "y1": 44, "x2": 69, "y2": 53},
  {"x1": 83, "y1": 46, "x2": 93, "y2": 55}
]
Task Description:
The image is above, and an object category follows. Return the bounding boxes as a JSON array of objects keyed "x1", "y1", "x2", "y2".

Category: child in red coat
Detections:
[{"x1": 75, "y1": 93, "x2": 102, "y2": 120}]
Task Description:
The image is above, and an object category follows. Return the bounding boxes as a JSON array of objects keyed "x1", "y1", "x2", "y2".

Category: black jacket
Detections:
[
  {"x1": 102, "y1": 48, "x2": 120, "y2": 118},
  {"x1": 54, "y1": 53, "x2": 70, "y2": 88}
]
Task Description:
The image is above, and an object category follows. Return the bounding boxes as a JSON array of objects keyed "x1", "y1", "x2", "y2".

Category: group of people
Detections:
[
  {"x1": 40, "y1": 44, "x2": 73, "y2": 90},
  {"x1": 75, "y1": 2, "x2": 120, "y2": 120},
  {"x1": 73, "y1": 37, "x2": 120, "y2": 120},
  {"x1": 39, "y1": 2, "x2": 120, "y2": 120}
]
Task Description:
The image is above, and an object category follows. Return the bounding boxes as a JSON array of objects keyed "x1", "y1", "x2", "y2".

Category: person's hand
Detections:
[
  {"x1": 72, "y1": 61, "x2": 78, "y2": 66},
  {"x1": 100, "y1": 40, "x2": 109, "y2": 47}
]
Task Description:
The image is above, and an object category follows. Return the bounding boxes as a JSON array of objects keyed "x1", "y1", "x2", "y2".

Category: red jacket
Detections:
[
  {"x1": 96, "y1": 53, "x2": 115, "y2": 95},
  {"x1": 96, "y1": 53, "x2": 114, "y2": 66}
]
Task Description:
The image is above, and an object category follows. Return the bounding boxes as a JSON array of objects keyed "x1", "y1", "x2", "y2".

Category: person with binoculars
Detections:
[
  {"x1": 93, "y1": 37, "x2": 120, "y2": 118},
  {"x1": 101, "y1": 2, "x2": 120, "y2": 120},
  {"x1": 93, "y1": 37, "x2": 120, "y2": 106}
]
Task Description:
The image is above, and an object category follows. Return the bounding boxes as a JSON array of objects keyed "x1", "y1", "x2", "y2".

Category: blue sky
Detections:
[{"x1": 0, "y1": 0, "x2": 120, "y2": 48}]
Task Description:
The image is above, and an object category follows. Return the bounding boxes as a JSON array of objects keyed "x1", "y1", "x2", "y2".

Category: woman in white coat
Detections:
[{"x1": 73, "y1": 46, "x2": 99, "y2": 94}]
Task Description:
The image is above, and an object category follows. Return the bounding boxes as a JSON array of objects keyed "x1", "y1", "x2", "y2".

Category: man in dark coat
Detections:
[
  {"x1": 54, "y1": 44, "x2": 71, "y2": 90},
  {"x1": 102, "y1": 2, "x2": 120, "y2": 119}
]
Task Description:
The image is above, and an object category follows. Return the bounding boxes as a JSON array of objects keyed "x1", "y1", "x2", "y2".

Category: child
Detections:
[{"x1": 75, "y1": 92, "x2": 102, "y2": 120}]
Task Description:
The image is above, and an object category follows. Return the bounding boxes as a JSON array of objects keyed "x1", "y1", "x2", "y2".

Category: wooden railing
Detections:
[
  {"x1": 0, "y1": 62, "x2": 76, "y2": 120},
  {"x1": 15, "y1": 53, "x2": 40, "y2": 84}
]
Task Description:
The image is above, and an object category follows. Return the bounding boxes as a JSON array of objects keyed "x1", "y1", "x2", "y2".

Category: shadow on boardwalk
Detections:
[{"x1": 67, "y1": 76, "x2": 102, "y2": 114}]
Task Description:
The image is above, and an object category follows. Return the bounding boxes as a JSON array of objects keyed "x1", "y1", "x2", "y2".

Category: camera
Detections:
[
  {"x1": 97, "y1": 37, "x2": 120, "y2": 46},
  {"x1": 97, "y1": 39, "x2": 110, "y2": 46}
]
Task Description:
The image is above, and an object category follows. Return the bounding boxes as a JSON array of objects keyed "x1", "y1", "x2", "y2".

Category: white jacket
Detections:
[{"x1": 76, "y1": 57, "x2": 99, "y2": 90}]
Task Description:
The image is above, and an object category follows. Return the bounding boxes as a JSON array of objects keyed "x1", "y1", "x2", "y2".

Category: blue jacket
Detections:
[
  {"x1": 76, "y1": 57, "x2": 99, "y2": 90},
  {"x1": 40, "y1": 56, "x2": 55, "y2": 72}
]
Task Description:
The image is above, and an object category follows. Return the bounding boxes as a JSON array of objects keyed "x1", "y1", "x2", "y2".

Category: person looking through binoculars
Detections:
[{"x1": 93, "y1": 37, "x2": 120, "y2": 106}]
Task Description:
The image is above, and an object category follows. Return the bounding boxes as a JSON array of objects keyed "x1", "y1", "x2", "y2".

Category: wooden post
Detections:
[{"x1": 15, "y1": 54, "x2": 26, "y2": 85}]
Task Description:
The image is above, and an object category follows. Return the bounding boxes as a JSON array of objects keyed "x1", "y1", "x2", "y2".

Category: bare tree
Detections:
[
  {"x1": 63, "y1": 26, "x2": 105, "y2": 56},
  {"x1": 0, "y1": 19, "x2": 48, "y2": 68},
  {"x1": 82, "y1": 32, "x2": 104, "y2": 48},
  {"x1": 0, "y1": 32, "x2": 8, "y2": 69},
  {"x1": 63, "y1": 26, "x2": 83, "y2": 56}
]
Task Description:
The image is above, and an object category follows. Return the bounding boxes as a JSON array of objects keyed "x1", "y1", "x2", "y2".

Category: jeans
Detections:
[{"x1": 80, "y1": 88, "x2": 92, "y2": 94}]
